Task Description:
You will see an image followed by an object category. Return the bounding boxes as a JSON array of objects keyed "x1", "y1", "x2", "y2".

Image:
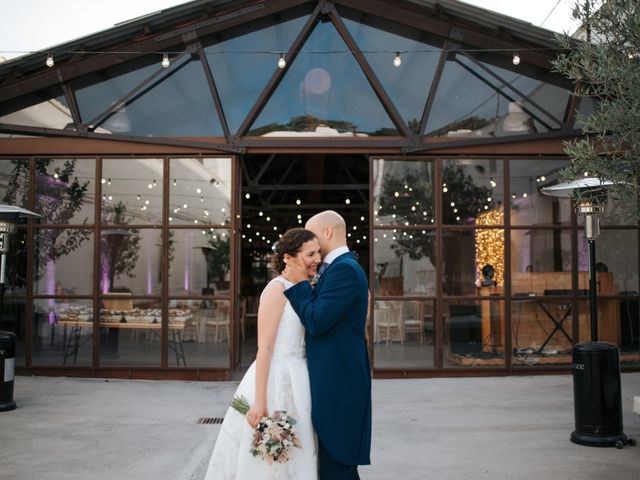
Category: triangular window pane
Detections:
[
  {"x1": 205, "y1": 9, "x2": 311, "y2": 135},
  {"x1": 0, "y1": 85, "x2": 75, "y2": 131},
  {"x1": 249, "y1": 21, "x2": 398, "y2": 137},
  {"x1": 425, "y1": 54, "x2": 571, "y2": 138},
  {"x1": 75, "y1": 57, "x2": 223, "y2": 136},
  {"x1": 341, "y1": 11, "x2": 443, "y2": 135}
]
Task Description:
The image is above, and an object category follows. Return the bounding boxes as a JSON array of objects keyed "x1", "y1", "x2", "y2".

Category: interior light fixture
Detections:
[
  {"x1": 161, "y1": 53, "x2": 170, "y2": 68},
  {"x1": 45, "y1": 54, "x2": 54, "y2": 68},
  {"x1": 278, "y1": 54, "x2": 286, "y2": 69},
  {"x1": 512, "y1": 52, "x2": 520, "y2": 65},
  {"x1": 393, "y1": 52, "x2": 402, "y2": 67}
]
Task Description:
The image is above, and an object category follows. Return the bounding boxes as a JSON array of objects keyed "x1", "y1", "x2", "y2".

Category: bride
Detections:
[{"x1": 204, "y1": 228, "x2": 321, "y2": 480}]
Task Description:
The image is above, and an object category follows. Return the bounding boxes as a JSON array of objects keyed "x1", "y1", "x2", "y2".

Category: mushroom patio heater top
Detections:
[{"x1": 541, "y1": 179, "x2": 636, "y2": 449}]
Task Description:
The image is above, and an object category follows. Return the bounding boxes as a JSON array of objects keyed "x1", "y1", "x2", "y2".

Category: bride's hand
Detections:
[{"x1": 246, "y1": 401, "x2": 268, "y2": 428}]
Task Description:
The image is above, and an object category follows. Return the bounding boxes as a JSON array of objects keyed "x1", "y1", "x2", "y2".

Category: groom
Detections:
[{"x1": 284, "y1": 210, "x2": 371, "y2": 480}]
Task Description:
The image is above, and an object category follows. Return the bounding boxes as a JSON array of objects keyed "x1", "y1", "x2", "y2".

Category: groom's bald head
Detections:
[{"x1": 305, "y1": 210, "x2": 347, "y2": 256}]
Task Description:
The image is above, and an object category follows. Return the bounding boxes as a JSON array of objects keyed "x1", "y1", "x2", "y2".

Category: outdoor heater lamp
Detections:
[
  {"x1": 0, "y1": 204, "x2": 40, "y2": 330},
  {"x1": 541, "y1": 178, "x2": 636, "y2": 449}
]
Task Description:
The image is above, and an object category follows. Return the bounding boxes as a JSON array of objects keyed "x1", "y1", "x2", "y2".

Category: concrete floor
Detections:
[{"x1": 1, "y1": 374, "x2": 639, "y2": 480}]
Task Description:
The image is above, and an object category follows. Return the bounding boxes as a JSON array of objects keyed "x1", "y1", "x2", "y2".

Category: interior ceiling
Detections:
[{"x1": 241, "y1": 154, "x2": 369, "y2": 247}]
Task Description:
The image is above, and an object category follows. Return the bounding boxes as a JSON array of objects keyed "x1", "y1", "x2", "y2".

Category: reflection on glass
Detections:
[
  {"x1": 373, "y1": 231, "x2": 435, "y2": 296},
  {"x1": 511, "y1": 297, "x2": 572, "y2": 365},
  {"x1": 173, "y1": 298, "x2": 230, "y2": 368},
  {"x1": 573, "y1": 96, "x2": 599, "y2": 130},
  {"x1": 444, "y1": 301, "x2": 505, "y2": 367},
  {"x1": 442, "y1": 159, "x2": 503, "y2": 225},
  {"x1": 510, "y1": 159, "x2": 572, "y2": 226},
  {"x1": 250, "y1": 21, "x2": 398, "y2": 136},
  {"x1": 0, "y1": 159, "x2": 30, "y2": 208},
  {"x1": 169, "y1": 158, "x2": 232, "y2": 226},
  {"x1": 1, "y1": 298, "x2": 27, "y2": 366},
  {"x1": 578, "y1": 230, "x2": 639, "y2": 294},
  {"x1": 443, "y1": 229, "x2": 504, "y2": 296},
  {"x1": 372, "y1": 300, "x2": 435, "y2": 368},
  {"x1": 341, "y1": 13, "x2": 443, "y2": 134},
  {"x1": 373, "y1": 158, "x2": 434, "y2": 226},
  {"x1": 169, "y1": 229, "x2": 230, "y2": 296},
  {"x1": 32, "y1": 299, "x2": 94, "y2": 366},
  {"x1": 75, "y1": 57, "x2": 223, "y2": 136},
  {"x1": 0, "y1": 87, "x2": 72, "y2": 129},
  {"x1": 205, "y1": 10, "x2": 310, "y2": 134},
  {"x1": 3, "y1": 229, "x2": 27, "y2": 295},
  {"x1": 33, "y1": 229, "x2": 93, "y2": 296},
  {"x1": 618, "y1": 296, "x2": 640, "y2": 363},
  {"x1": 99, "y1": 298, "x2": 161, "y2": 366},
  {"x1": 511, "y1": 229, "x2": 572, "y2": 295},
  {"x1": 102, "y1": 158, "x2": 163, "y2": 225},
  {"x1": 100, "y1": 228, "x2": 161, "y2": 295},
  {"x1": 425, "y1": 54, "x2": 570, "y2": 137},
  {"x1": 74, "y1": 58, "x2": 159, "y2": 124},
  {"x1": 35, "y1": 158, "x2": 95, "y2": 225}
]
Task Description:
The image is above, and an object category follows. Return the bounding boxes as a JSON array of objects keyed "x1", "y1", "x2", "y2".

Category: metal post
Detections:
[{"x1": 588, "y1": 238, "x2": 598, "y2": 341}]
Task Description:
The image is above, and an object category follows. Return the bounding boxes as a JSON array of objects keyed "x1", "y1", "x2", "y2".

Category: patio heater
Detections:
[
  {"x1": 541, "y1": 178, "x2": 636, "y2": 448},
  {"x1": 0, "y1": 204, "x2": 40, "y2": 412}
]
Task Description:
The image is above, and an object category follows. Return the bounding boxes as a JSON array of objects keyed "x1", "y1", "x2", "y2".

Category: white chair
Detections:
[
  {"x1": 375, "y1": 302, "x2": 403, "y2": 345},
  {"x1": 403, "y1": 301, "x2": 425, "y2": 343},
  {"x1": 204, "y1": 301, "x2": 230, "y2": 343}
]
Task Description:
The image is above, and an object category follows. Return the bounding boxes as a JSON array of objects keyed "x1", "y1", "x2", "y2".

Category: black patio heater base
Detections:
[{"x1": 570, "y1": 431, "x2": 634, "y2": 449}]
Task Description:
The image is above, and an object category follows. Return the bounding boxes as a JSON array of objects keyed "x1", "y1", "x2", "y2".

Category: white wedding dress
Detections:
[{"x1": 204, "y1": 277, "x2": 317, "y2": 480}]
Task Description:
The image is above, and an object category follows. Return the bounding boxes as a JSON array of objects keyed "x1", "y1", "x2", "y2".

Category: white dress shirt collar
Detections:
[{"x1": 323, "y1": 245, "x2": 349, "y2": 265}]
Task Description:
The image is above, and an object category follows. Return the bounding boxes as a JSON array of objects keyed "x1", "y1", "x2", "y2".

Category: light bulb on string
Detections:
[
  {"x1": 512, "y1": 52, "x2": 520, "y2": 65},
  {"x1": 45, "y1": 54, "x2": 54, "y2": 68},
  {"x1": 173, "y1": 179, "x2": 177, "y2": 186},
  {"x1": 161, "y1": 53, "x2": 170, "y2": 68},
  {"x1": 278, "y1": 54, "x2": 286, "y2": 69},
  {"x1": 393, "y1": 52, "x2": 402, "y2": 67}
]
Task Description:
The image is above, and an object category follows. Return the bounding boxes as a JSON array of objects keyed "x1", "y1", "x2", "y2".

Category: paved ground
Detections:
[{"x1": 1, "y1": 374, "x2": 639, "y2": 480}]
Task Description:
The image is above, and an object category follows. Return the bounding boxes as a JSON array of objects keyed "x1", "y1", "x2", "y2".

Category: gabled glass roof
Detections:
[{"x1": 0, "y1": 0, "x2": 577, "y2": 144}]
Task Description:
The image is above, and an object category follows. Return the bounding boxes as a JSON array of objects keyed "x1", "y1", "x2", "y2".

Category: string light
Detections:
[
  {"x1": 161, "y1": 53, "x2": 170, "y2": 68},
  {"x1": 173, "y1": 179, "x2": 177, "y2": 186},
  {"x1": 245, "y1": 193, "x2": 251, "y2": 199},
  {"x1": 393, "y1": 52, "x2": 402, "y2": 67},
  {"x1": 512, "y1": 52, "x2": 520, "y2": 65},
  {"x1": 345, "y1": 198, "x2": 351, "y2": 204},
  {"x1": 45, "y1": 54, "x2": 54, "y2": 68},
  {"x1": 490, "y1": 178, "x2": 497, "y2": 188},
  {"x1": 278, "y1": 54, "x2": 286, "y2": 69}
]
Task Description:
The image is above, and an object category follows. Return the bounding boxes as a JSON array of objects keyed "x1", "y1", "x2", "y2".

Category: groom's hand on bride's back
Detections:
[{"x1": 283, "y1": 256, "x2": 309, "y2": 284}]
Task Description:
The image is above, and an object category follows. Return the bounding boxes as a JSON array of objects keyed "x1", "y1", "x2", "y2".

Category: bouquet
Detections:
[{"x1": 230, "y1": 395, "x2": 302, "y2": 464}]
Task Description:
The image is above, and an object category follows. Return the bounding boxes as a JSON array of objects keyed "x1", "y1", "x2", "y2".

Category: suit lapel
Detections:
[{"x1": 315, "y1": 251, "x2": 354, "y2": 290}]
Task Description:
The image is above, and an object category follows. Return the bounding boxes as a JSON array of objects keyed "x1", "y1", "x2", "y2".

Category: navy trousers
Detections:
[{"x1": 318, "y1": 439, "x2": 360, "y2": 480}]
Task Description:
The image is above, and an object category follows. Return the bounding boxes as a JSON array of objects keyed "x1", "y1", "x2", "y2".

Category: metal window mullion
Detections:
[
  {"x1": 419, "y1": 42, "x2": 451, "y2": 136},
  {"x1": 61, "y1": 82, "x2": 83, "y2": 128},
  {"x1": 236, "y1": 4, "x2": 322, "y2": 137},
  {"x1": 434, "y1": 156, "x2": 443, "y2": 369},
  {"x1": 328, "y1": 5, "x2": 411, "y2": 137},
  {"x1": 196, "y1": 42, "x2": 231, "y2": 139}
]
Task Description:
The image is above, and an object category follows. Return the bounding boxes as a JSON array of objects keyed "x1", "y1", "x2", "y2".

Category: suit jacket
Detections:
[{"x1": 284, "y1": 251, "x2": 371, "y2": 466}]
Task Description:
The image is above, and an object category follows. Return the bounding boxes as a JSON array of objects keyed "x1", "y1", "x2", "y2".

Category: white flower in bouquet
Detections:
[{"x1": 230, "y1": 396, "x2": 302, "y2": 463}]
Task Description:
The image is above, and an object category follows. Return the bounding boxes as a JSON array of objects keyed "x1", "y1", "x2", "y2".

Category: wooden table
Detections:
[{"x1": 58, "y1": 319, "x2": 189, "y2": 366}]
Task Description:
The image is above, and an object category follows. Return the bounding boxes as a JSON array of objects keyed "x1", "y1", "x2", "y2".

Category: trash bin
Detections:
[
  {"x1": 571, "y1": 341, "x2": 635, "y2": 448},
  {"x1": 0, "y1": 331, "x2": 17, "y2": 412}
]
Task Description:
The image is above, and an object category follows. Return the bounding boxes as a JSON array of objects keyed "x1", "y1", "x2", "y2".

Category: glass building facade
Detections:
[{"x1": 0, "y1": 0, "x2": 638, "y2": 379}]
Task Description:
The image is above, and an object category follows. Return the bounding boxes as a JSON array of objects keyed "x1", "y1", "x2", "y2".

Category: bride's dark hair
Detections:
[{"x1": 272, "y1": 228, "x2": 317, "y2": 273}]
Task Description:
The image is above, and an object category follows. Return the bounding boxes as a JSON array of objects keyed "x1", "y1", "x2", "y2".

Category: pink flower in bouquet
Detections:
[{"x1": 230, "y1": 396, "x2": 302, "y2": 464}]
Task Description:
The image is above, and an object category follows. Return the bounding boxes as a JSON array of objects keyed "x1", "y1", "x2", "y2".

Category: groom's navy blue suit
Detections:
[{"x1": 285, "y1": 251, "x2": 371, "y2": 479}]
